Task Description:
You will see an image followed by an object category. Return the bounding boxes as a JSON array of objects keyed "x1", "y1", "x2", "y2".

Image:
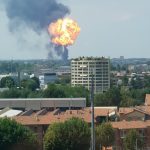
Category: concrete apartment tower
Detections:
[{"x1": 71, "y1": 57, "x2": 110, "y2": 93}]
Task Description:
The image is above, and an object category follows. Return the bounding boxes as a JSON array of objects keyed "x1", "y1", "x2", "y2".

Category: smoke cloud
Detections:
[
  {"x1": 2, "y1": 0, "x2": 70, "y2": 59},
  {"x1": 47, "y1": 45, "x2": 68, "y2": 61},
  {"x1": 54, "y1": 45, "x2": 68, "y2": 60}
]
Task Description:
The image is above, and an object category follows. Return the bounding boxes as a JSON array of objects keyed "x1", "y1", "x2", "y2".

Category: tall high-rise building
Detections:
[{"x1": 71, "y1": 57, "x2": 110, "y2": 93}]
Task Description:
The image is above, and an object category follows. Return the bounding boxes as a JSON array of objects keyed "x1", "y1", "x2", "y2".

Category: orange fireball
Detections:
[{"x1": 48, "y1": 18, "x2": 80, "y2": 46}]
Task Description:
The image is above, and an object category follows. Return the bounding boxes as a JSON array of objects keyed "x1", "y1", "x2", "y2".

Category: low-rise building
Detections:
[
  {"x1": 111, "y1": 120, "x2": 150, "y2": 149},
  {"x1": 1, "y1": 95, "x2": 150, "y2": 149},
  {"x1": 0, "y1": 98, "x2": 86, "y2": 110},
  {"x1": 119, "y1": 107, "x2": 150, "y2": 121},
  {"x1": 13, "y1": 107, "x2": 117, "y2": 150},
  {"x1": 39, "y1": 73, "x2": 57, "y2": 88}
]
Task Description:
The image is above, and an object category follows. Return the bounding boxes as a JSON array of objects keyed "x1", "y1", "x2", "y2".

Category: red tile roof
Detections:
[
  {"x1": 111, "y1": 121, "x2": 147, "y2": 129},
  {"x1": 14, "y1": 107, "x2": 116, "y2": 125},
  {"x1": 119, "y1": 107, "x2": 134, "y2": 115},
  {"x1": 119, "y1": 106, "x2": 150, "y2": 117},
  {"x1": 136, "y1": 106, "x2": 150, "y2": 114}
]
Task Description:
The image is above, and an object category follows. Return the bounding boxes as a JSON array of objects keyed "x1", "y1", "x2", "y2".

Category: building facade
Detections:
[
  {"x1": 39, "y1": 73, "x2": 57, "y2": 86},
  {"x1": 71, "y1": 57, "x2": 110, "y2": 93},
  {"x1": 0, "y1": 98, "x2": 86, "y2": 111}
]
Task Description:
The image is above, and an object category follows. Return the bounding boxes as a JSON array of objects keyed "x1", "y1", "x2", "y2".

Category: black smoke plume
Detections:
[
  {"x1": 55, "y1": 45, "x2": 68, "y2": 61},
  {"x1": 2, "y1": 0, "x2": 70, "y2": 59},
  {"x1": 48, "y1": 45, "x2": 68, "y2": 61}
]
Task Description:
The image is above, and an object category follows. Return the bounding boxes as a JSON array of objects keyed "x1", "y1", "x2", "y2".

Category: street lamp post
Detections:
[
  {"x1": 136, "y1": 138, "x2": 138, "y2": 150},
  {"x1": 90, "y1": 70, "x2": 95, "y2": 150}
]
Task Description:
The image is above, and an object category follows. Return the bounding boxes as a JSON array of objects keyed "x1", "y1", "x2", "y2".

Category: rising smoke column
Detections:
[{"x1": 2, "y1": 0, "x2": 70, "y2": 59}]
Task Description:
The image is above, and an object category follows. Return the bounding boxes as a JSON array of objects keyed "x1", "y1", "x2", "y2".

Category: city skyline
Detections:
[{"x1": 0, "y1": 0, "x2": 150, "y2": 59}]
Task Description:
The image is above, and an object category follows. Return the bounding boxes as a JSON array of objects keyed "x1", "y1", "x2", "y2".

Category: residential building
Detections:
[
  {"x1": 0, "y1": 94, "x2": 149, "y2": 150},
  {"x1": 2, "y1": 95, "x2": 150, "y2": 149},
  {"x1": 71, "y1": 57, "x2": 110, "y2": 93},
  {"x1": 111, "y1": 120, "x2": 150, "y2": 149},
  {"x1": 12, "y1": 103, "x2": 150, "y2": 150},
  {"x1": 39, "y1": 73, "x2": 57, "y2": 88},
  {"x1": 13, "y1": 106, "x2": 116, "y2": 150},
  {"x1": 119, "y1": 107, "x2": 150, "y2": 121}
]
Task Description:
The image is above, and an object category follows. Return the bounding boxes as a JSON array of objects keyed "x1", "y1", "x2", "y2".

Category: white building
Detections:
[
  {"x1": 71, "y1": 57, "x2": 110, "y2": 93},
  {"x1": 39, "y1": 73, "x2": 57, "y2": 89}
]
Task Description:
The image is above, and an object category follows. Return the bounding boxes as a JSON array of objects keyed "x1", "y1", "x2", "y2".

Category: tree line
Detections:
[
  {"x1": 0, "y1": 76, "x2": 90, "y2": 104},
  {"x1": 0, "y1": 76, "x2": 149, "y2": 107},
  {"x1": 94, "y1": 86, "x2": 149, "y2": 107}
]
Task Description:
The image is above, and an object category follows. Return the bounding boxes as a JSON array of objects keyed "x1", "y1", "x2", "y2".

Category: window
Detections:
[
  {"x1": 33, "y1": 126, "x2": 38, "y2": 132},
  {"x1": 139, "y1": 129, "x2": 145, "y2": 137},
  {"x1": 120, "y1": 130, "x2": 126, "y2": 138}
]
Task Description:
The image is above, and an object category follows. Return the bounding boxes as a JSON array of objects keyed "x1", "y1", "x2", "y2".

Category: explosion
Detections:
[{"x1": 48, "y1": 18, "x2": 80, "y2": 46}]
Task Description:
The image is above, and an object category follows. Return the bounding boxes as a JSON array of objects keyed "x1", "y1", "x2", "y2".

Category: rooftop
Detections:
[
  {"x1": 13, "y1": 107, "x2": 117, "y2": 125},
  {"x1": 111, "y1": 120, "x2": 150, "y2": 129},
  {"x1": 72, "y1": 56, "x2": 109, "y2": 61},
  {"x1": 119, "y1": 106, "x2": 150, "y2": 116},
  {"x1": 0, "y1": 98, "x2": 86, "y2": 110}
]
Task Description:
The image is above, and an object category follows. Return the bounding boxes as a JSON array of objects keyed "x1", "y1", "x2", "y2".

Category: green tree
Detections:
[
  {"x1": 19, "y1": 88, "x2": 31, "y2": 98},
  {"x1": 120, "y1": 87, "x2": 135, "y2": 107},
  {"x1": 130, "y1": 88, "x2": 150, "y2": 105},
  {"x1": 28, "y1": 91, "x2": 43, "y2": 98},
  {"x1": 107, "y1": 87, "x2": 121, "y2": 106},
  {"x1": 0, "y1": 118, "x2": 37, "y2": 150},
  {"x1": 0, "y1": 88, "x2": 20, "y2": 98},
  {"x1": 123, "y1": 129, "x2": 144, "y2": 150},
  {"x1": 43, "y1": 84, "x2": 89, "y2": 102},
  {"x1": 120, "y1": 97, "x2": 135, "y2": 107},
  {"x1": 95, "y1": 93, "x2": 112, "y2": 106},
  {"x1": 43, "y1": 84, "x2": 66, "y2": 98},
  {"x1": 26, "y1": 79, "x2": 39, "y2": 91},
  {"x1": 44, "y1": 117, "x2": 90, "y2": 150},
  {"x1": 55, "y1": 75, "x2": 71, "y2": 84},
  {"x1": 31, "y1": 77, "x2": 40, "y2": 88},
  {"x1": 21, "y1": 79, "x2": 39, "y2": 91},
  {"x1": 0, "y1": 76, "x2": 15, "y2": 88},
  {"x1": 122, "y1": 76, "x2": 128, "y2": 86},
  {"x1": 94, "y1": 87, "x2": 121, "y2": 106},
  {"x1": 130, "y1": 77, "x2": 144, "y2": 89},
  {"x1": 95, "y1": 123, "x2": 115, "y2": 149}
]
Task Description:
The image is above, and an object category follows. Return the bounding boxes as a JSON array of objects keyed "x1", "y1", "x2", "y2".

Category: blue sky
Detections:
[{"x1": 0, "y1": 0, "x2": 150, "y2": 59}]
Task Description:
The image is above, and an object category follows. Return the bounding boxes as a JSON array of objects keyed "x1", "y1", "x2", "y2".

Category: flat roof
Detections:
[
  {"x1": 0, "y1": 109, "x2": 22, "y2": 118},
  {"x1": 0, "y1": 98, "x2": 86, "y2": 110},
  {"x1": 0, "y1": 98, "x2": 86, "y2": 101}
]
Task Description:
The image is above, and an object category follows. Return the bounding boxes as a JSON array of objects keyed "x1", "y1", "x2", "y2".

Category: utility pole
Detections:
[
  {"x1": 18, "y1": 71, "x2": 21, "y2": 89},
  {"x1": 136, "y1": 138, "x2": 138, "y2": 150},
  {"x1": 90, "y1": 70, "x2": 95, "y2": 150}
]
